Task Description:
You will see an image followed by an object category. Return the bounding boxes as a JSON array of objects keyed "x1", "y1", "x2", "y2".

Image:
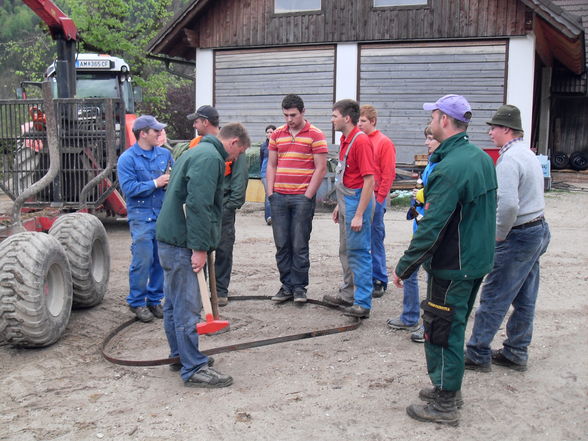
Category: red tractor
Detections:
[{"x1": 0, "y1": 0, "x2": 138, "y2": 347}]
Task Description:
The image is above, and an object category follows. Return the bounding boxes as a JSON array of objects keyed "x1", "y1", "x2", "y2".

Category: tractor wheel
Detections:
[
  {"x1": 49, "y1": 213, "x2": 110, "y2": 308},
  {"x1": 0, "y1": 232, "x2": 73, "y2": 348}
]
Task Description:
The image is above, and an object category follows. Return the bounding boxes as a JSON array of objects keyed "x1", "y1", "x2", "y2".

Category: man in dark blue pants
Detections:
[{"x1": 117, "y1": 115, "x2": 172, "y2": 322}]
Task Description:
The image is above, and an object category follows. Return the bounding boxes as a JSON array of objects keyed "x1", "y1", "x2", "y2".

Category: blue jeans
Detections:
[
  {"x1": 401, "y1": 266, "x2": 421, "y2": 326},
  {"x1": 339, "y1": 188, "x2": 373, "y2": 309},
  {"x1": 261, "y1": 177, "x2": 271, "y2": 222},
  {"x1": 126, "y1": 220, "x2": 164, "y2": 308},
  {"x1": 158, "y1": 241, "x2": 210, "y2": 381},
  {"x1": 466, "y1": 221, "x2": 551, "y2": 365},
  {"x1": 371, "y1": 199, "x2": 388, "y2": 287},
  {"x1": 269, "y1": 193, "x2": 316, "y2": 291}
]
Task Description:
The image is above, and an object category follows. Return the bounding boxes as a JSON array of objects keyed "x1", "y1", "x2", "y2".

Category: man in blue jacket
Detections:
[{"x1": 117, "y1": 115, "x2": 173, "y2": 322}]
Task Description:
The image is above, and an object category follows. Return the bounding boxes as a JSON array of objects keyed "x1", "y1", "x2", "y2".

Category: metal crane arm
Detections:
[{"x1": 22, "y1": 0, "x2": 78, "y2": 41}]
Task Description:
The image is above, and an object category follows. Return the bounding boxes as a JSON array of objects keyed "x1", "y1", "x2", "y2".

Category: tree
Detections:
[{"x1": 0, "y1": 0, "x2": 194, "y2": 136}]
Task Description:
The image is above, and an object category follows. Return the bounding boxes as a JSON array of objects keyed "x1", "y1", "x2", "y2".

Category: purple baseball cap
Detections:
[{"x1": 423, "y1": 94, "x2": 472, "y2": 123}]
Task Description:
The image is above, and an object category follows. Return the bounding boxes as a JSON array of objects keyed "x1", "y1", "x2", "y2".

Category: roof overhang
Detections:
[
  {"x1": 147, "y1": 0, "x2": 212, "y2": 61},
  {"x1": 521, "y1": 0, "x2": 585, "y2": 74}
]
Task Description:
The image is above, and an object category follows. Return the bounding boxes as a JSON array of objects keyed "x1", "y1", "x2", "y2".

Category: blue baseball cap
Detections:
[
  {"x1": 423, "y1": 94, "x2": 472, "y2": 123},
  {"x1": 133, "y1": 115, "x2": 167, "y2": 131}
]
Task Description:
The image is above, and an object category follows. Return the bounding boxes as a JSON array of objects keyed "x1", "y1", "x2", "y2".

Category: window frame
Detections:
[
  {"x1": 372, "y1": 0, "x2": 430, "y2": 9},
  {"x1": 273, "y1": 0, "x2": 323, "y2": 16}
]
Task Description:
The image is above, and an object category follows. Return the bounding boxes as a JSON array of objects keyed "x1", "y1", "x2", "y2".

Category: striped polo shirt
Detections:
[{"x1": 269, "y1": 121, "x2": 328, "y2": 194}]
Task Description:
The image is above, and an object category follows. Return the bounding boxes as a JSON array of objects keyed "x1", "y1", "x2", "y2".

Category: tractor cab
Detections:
[{"x1": 45, "y1": 54, "x2": 140, "y2": 114}]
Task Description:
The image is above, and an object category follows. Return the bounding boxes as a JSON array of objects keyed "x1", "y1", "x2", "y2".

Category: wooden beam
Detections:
[{"x1": 183, "y1": 28, "x2": 199, "y2": 48}]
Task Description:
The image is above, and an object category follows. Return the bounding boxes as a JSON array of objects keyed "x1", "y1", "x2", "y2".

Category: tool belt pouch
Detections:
[{"x1": 420, "y1": 300, "x2": 454, "y2": 348}]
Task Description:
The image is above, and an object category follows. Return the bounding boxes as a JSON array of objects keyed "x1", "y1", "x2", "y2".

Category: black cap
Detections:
[{"x1": 187, "y1": 105, "x2": 219, "y2": 124}]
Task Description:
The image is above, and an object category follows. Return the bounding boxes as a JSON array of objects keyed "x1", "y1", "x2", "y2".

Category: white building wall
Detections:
[
  {"x1": 195, "y1": 48, "x2": 214, "y2": 109},
  {"x1": 506, "y1": 35, "x2": 536, "y2": 138},
  {"x1": 334, "y1": 43, "x2": 359, "y2": 143}
]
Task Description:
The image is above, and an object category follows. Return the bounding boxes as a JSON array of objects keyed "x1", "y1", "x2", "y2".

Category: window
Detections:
[
  {"x1": 275, "y1": 0, "x2": 321, "y2": 14},
  {"x1": 374, "y1": 0, "x2": 428, "y2": 7}
]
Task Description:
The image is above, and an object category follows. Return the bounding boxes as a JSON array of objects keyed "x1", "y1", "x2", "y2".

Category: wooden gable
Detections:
[{"x1": 151, "y1": 0, "x2": 530, "y2": 60}]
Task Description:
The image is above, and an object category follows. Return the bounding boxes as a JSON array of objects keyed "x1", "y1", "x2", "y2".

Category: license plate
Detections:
[{"x1": 76, "y1": 60, "x2": 110, "y2": 69}]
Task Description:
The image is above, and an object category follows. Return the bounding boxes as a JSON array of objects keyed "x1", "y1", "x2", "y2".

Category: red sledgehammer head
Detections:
[{"x1": 197, "y1": 313, "x2": 229, "y2": 335}]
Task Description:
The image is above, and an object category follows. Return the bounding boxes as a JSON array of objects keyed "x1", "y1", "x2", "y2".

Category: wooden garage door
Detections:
[
  {"x1": 359, "y1": 42, "x2": 507, "y2": 162},
  {"x1": 214, "y1": 47, "x2": 335, "y2": 144}
]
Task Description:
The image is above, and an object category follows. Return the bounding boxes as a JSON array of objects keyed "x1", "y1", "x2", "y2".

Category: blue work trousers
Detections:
[
  {"x1": 270, "y1": 193, "x2": 316, "y2": 292},
  {"x1": 371, "y1": 199, "x2": 388, "y2": 287},
  {"x1": 466, "y1": 221, "x2": 551, "y2": 365},
  {"x1": 338, "y1": 188, "x2": 373, "y2": 309},
  {"x1": 401, "y1": 266, "x2": 421, "y2": 326},
  {"x1": 126, "y1": 220, "x2": 164, "y2": 308},
  {"x1": 158, "y1": 241, "x2": 210, "y2": 381}
]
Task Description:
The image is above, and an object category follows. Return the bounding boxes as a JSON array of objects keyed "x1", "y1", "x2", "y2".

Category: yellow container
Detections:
[{"x1": 246, "y1": 178, "x2": 266, "y2": 203}]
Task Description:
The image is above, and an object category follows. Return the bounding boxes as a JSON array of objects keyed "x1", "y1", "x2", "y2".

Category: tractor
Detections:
[{"x1": 0, "y1": 0, "x2": 139, "y2": 347}]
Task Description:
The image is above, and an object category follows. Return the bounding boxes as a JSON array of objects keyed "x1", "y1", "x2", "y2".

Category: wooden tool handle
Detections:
[{"x1": 196, "y1": 270, "x2": 213, "y2": 320}]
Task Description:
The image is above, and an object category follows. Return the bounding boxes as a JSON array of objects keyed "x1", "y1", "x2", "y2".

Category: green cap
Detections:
[{"x1": 486, "y1": 105, "x2": 523, "y2": 132}]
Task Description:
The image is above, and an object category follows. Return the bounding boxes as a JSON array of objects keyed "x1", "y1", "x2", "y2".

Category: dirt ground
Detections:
[{"x1": 1, "y1": 190, "x2": 587, "y2": 441}]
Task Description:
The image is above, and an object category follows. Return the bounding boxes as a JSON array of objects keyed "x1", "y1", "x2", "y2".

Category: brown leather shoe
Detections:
[
  {"x1": 322, "y1": 294, "x2": 353, "y2": 308},
  {"x1": 148, "y1": 304, "x2": 164, "y2": 319},
  {"x1": 342, "y1": 304, "x2": 370, "y2": 318},
  {"x1": 129, "y1": 306, "x2": 154, "y2": 323},
  {"x1": 492, "y1": 349, "x2": 527, "y2": 372},
  {"x1": 217, "y1": 297, "x2": 229, "y2": 307}
]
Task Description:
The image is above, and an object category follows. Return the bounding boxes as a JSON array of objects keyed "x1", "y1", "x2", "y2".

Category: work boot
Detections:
[
  {"x1": 148, "y1": 304, "x2": 164, "y2": 319},
  {"x1": 129, "y1": 306, "x2": 154, "y2": 323},
  {"x1": 343, "y1": 304, "x2": 370, "y2": 319},
  {"x1": 418, "y1": 386, "x2": 464, "y2": 408},
  {"x1": 464, "y1": 353, "x2": 492, "y2": 373},
  {"x1": 372, "y1": 280, "x2": 386, "y2": 298},
  {"x1": 492, "y1": 349, "x2": 528, "y2": 372},
  {"x1": 184, "y1": 366, "x2": 233, "y2": 388},
  {"x1": 386, "y1": 316, "x2": 419, "y2": 332},
  {"x1": 293, "y1": 288, "x2": 307, "y2": 304},
  {"x1": 271, "y1": 287, "x2": 293, "y2": 303},
  {"x1": 217, "y1": 297, "x2": 229, "y2": 307},
  {"x1": 406, "y1": 389, "x2": 459, "y2": 426},
  {"x1": 322, "y1": 294, "x2": 353, "y2": 308},
  {"x1": 170, "y1": 356, "x2": 215, "y2": 372}
]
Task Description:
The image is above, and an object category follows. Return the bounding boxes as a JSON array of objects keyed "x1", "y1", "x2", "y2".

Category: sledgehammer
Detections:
[{"x1": 196, "y1": 268, "x2": 229, "y2": 335}]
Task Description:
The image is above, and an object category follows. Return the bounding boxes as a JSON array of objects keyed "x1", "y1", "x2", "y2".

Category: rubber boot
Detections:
[
  {"x1": 419, "y1": 386, "x2": 464, "y2": 408},
  {"x1": 407, "y1": 389, "x2": 459, "y2": 426}
]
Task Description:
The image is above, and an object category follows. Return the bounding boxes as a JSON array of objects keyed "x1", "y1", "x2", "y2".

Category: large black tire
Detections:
[
  {"x1": 49, "y1": 213, "x2": 110, "y2": 308},
  {"x1": 551, "y1": 152, "x2": 569, "y2": 170},
  {"x1": 0, "y1": 232, "x2": 73, "y2": 348},
  {"x1": 569, "y1": 151, "x2": 588, "y2": 171}
]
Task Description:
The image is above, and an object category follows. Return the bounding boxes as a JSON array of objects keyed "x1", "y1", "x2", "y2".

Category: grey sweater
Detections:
[{"x1": 495, "y1": 139, "x2": 545, "y2": 240}]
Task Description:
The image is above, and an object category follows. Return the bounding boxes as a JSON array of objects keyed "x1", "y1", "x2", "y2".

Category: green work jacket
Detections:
[
  {"x1": 396, "y1": 132, "x2": 497, "y2": 281},
  {"x1": 156, "y1": 135, "x2": 227, "y2": 252}
]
